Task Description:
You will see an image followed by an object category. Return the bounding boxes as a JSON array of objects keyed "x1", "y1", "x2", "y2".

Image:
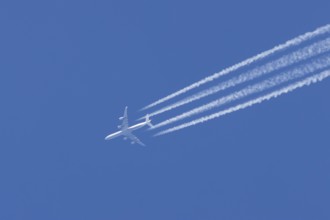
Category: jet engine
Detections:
[{"x1": 119, "y1": 117, "x2": 124, "y2": 120}]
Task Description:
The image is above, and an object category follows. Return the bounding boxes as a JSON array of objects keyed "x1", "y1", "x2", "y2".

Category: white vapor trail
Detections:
[
  {"x1": 142, "y1": 24, "x2": 330, "y2": 110},
  {"x1": 150, "y1": 55, "x2": 330, "y2": 129},
  {"x1": 154, "y1": 69, "x2": 330, "y2": 136},
  {"x1": 146, "y1": 38, "x2": 330, "y2": 118}
]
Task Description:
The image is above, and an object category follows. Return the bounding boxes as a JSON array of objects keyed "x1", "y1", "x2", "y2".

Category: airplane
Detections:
[{"x1": 104, "y1": 106, "x2": 153, "y2": 146}]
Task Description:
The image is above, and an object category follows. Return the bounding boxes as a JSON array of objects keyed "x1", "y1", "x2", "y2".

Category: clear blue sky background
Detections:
[{"x1": 1, "y1": 0, "x2": 329, "y2": 219}]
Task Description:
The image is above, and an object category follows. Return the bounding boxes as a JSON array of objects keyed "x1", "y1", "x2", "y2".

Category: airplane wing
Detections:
[
  {"x1": 121, "y1": 106, "x2": 129, "y2": 129},
  {"x1": 125, "y1": 132, "x2": 145, "y2": 146}
]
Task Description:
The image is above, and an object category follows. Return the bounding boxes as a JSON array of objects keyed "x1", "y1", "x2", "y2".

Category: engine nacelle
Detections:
[
  {"x1": 119, "y1": 117, "x2": 124, "y2": 120},
  {"x1": 117, "y1": 125, "x2": 122, "y2": 129}
]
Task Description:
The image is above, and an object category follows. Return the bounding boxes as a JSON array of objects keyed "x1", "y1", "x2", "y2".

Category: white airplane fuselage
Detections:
[
  {"x1": 105, "y1": 106, "x2": 152, "y2": 146},
  {"x1": 105, "y1": 121, "x2": 149, "y2": 140}
]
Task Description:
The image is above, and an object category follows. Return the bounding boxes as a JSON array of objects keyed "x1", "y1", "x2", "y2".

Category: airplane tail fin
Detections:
[{"x1": 145, "y1": 114, "x2": 153, "y2": 128}]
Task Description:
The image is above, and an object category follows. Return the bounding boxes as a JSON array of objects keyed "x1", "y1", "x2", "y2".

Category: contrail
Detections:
[
  {"x1": 146, "y1": 38, "x2": 330, "y2": 118},
  {"x1": 154, "y1": 69, "x2": 330, "y2": 136},
  {"x1": 142, "y1": 24, "x2": 330, "y2": 110},
  {"x1": 150, "y1": 55, "x2": 330, "y2": 129}
]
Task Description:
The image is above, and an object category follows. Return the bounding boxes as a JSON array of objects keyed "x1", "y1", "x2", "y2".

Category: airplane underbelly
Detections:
[
  {"x1": 129, "y1": 123, "x2": 145, "y2": 131},
  {"x1": 105, "y1": 131, "x2": 122, "y2": 140}
]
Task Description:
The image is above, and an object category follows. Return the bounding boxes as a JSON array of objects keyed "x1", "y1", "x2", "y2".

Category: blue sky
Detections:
[{"x1": 0, "y1": 0, "x2": 329, "y2": 219}]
